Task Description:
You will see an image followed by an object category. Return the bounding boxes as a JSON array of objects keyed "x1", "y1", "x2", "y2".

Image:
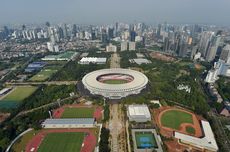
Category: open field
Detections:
[
  {"x1": 29, "y1": 67, "x2": 59, "y2": 81},
  {"x1": 160, "y1": 109, "x2": 193, "y2": 130},
  {"x1": 1, "y1": 86, "x2": 37, "y2": 102},
  {"x1": 38, "y1": 132, "x2": 84, "y2": 152},
  {"x1": 61, "y1": 107, "x2": 94, "y2": 118},
  {"x1": 186, "y1": 126, "x2": 195, "y2": 135}
]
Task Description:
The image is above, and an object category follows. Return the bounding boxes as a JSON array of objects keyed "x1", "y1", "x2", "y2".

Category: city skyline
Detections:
[{"x1": 1, "y1": 0, "x2": 230, "y2": 25}]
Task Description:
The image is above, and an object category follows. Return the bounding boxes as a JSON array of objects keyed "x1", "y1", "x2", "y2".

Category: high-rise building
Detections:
[
  {"x1": 121, "y1": 41, "x2": 128, "y2": 51},
  {"x1": 130, "y1": 30, "x2": 136, "y2": 42},
  {"x1": 108, "y1": 28, "x2": 114, "y2": 40},
  {"x1": 129, "y1": 42, "x2": 136, "y2": 51},
  {"x1": 101, "y1": 29, "x2": 108, "y2": 44},
  {"x1": 199, "y1": 31, "x2": 214, "y2": 57},
  {"x1": 220, "y1": 44, "x2": 230, "y2": 62}
]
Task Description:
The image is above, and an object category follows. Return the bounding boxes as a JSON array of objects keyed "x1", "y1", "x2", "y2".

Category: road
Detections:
[
  {"x1": 110, "y1": 53, "x2": 120, "y2": 68},
  {"x1": 5, "y1": 81, "x2": 78, "y2": 86}
]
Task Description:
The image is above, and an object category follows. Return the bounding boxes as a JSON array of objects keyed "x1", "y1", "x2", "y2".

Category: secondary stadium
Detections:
[{"x1": 82, "y1": 68, "x2": 148, "y2": 99}]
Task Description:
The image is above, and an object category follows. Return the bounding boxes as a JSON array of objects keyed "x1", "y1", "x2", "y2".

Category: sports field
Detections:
[
  {"x1": 135, "y1": 132, "x2": 157, "y2": 149},
  {"x1": 37, "y1": 132, "x2": 84, "y2": 152},
  {"x1": 61, "y1": 107, "x2": 94, "y2": 118},
  {"x1": 29, "y1": 67, "x2": 59, "y2": 81},
  {"x1": 1, "y1": 86, "x2": 37, "y2": 102},
  {"x1": 103, "y1": 79, "x2": 128, "y2": 84},
  {"x1": 160, "y1": 109, "x2": 193, "y2": 130},
  {"x1": 0, "y1": 86, "x2": 37, "y2": 109}
]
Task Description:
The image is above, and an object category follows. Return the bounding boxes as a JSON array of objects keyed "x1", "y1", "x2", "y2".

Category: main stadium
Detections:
[{"x1": 82, "y1": 68, "x2": 148, "y2": 99}]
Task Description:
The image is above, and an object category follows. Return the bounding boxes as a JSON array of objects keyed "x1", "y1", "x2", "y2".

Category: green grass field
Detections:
[
  {"x1": 186, "y1": 126, "x2": 195, "y2": 134},
  {"x1": 38, "y1": 132, "x2": 84, "y2": 152},
  {"x1": 61, "y1": 107, "x2": 94, "y2": 118},
  {"x1": 12, "y1": 130, "x2": 40, "y2": 152},
  {"x1": 161, "y1": 110, "x2": 193, "y2": 130},
  {"x1": 1, "y1": 86, "x2": 37, "y2": 102},
  {"x1": 103, "y1": 79, "x2": 128, "y2": 84},
  {"x1": 135, "y1": 132, "x2": 157, "y2": 149},
  {"x1": 29, "y1": 67, "x2": 59, "y2": 81}
]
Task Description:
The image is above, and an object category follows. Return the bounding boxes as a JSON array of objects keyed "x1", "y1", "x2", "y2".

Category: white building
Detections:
[
  {"x1": 106, "y1": 43, "x2": 117, "y2": 52},
  {"x1": 127, "y1": 104, "x2": 151, "y2": 122},
  {"x1": 54, "y1": 45, "x2": 59, "y2": 52},
  {"x1": 175, "y1": 120, "x2": 218, "y2": 152},
  {"x1": 129, "y1": 42, "x2": 136, "y2": 51},
  {"x1": 42, "y1": 118, "x2": 95, "y2": 128},
  {"x1": 129, "y1": 58, "x2": 152, "y2": 65},
  {"x1": 79, "y1": 57, "x2": 107, "y2": 64},
  {"x1": 47, "y1": 42, "x2": 54, "y2": 52},
  {"x1": 220, "y1": 44, "x2": 230, "y2": 62},
  {"x1": 121, "y1": 41, "x2": 128, "y2": 51}
]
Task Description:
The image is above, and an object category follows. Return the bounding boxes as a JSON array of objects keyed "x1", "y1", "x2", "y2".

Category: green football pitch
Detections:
[
  {"x1": 160, "y1": 109, "x2": 193, "y2": 130},
  {"x1": 1, "y1": 86, "x2": 37, "y2": 102},
  {"x1": 103, "y1": 79, "x2": 128, "y2": 84},
  {"x1": 61, "y1": 107, "x2": 94, "y2": 118},
  {"x1": 38, "y1": 132, "x2": 84, "y2": 152}
]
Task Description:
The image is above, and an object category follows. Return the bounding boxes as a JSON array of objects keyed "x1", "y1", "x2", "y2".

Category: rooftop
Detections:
[
  {"x1": 174, "y1": 120, "x2": 218, "y2": 151},
  {"x1": 42, "y1": 118, "x2": 95, "y2": 125}
]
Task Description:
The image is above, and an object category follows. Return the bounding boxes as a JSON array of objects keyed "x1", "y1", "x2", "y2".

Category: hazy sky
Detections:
[{"x1": 1, "y1": 0, "x2": 230, "y2": 25}]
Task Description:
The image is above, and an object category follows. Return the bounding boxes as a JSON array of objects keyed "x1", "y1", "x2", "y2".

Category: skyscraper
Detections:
[{"x1": 220, "y1": 44, "x2": 230, "y2": 62}]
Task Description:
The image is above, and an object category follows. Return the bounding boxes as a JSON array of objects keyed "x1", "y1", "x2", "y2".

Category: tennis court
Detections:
[{"x1": 135, "y1": 132, "x2": 158, "y2": 149}]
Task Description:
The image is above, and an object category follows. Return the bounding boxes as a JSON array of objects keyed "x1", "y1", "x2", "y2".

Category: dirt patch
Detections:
[
  {"x1": 149, "y1": 52, "x2": 176, "y2": 62},
  {"x1": 0, "y1": 112, "x2": 10, "y2": 123}
]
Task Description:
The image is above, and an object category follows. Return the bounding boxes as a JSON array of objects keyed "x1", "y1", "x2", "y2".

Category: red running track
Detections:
[{"x1": 26, "y1": 129, "x2": 97, "y2": 152}]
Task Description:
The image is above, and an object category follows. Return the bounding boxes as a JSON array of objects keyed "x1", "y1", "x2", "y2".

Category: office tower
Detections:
[
  {"x1": 220, "y1": 44, "x2": 230, "y2": 62},
  {"x1": 178, "y1": 41, "x2": 188, "y2": 57},
  {"x1": 121, "y1": 41, "x2": 128, "y2": 51},
  {"x1": 58, "y1": 27, "x2": 64, "y2": 39},
  {"x1": 115, "y1": 22, "x2": 119, "y2": 37},
  {"x1": 129, "y1": 42, "x2": 136, "y2": 51},
  {"x1": 63, "y1": 24, "x2": 68, "y2": 39},
  {"x1": 205, "y1": 35, "x2": 221, "y2": 62},
  {"x1": 108, "y1": 28, "x2": 114, "y2": 40},
  {"x1": 163, "y1": 37, "x2": 170, "y2": 52},
  {"x1": 72, "y1": 24, "x2": 77, "y2": 37},
  {"x1": 130, "y1": 30, "x2": 136, "y2": 42},
  {"x1": 199, "y1": 31, "x2": 214, "y2": 57},
  {"x1": 157, "y1": 24, "x2": 161, "y2": 38},
  {"x1": 101, "y1": 29, "x2": 108, "y2": 44}
]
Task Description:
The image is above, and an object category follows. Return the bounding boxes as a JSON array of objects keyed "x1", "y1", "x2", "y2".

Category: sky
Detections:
[{"x1": 0, "y1": 0, "x2": 230, "y2": 25}]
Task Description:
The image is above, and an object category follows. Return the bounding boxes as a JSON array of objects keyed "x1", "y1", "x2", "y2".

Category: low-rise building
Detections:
[
  {"x1": 42, "y1": 118, "x2": 95, "y2": 128},
  {"x1": 127, "y1": 104, "x2": 151, "y2": 122},
  {"x1": 174, "y1": 120, "x2": 218, "y2": 152},
  {"x1": 78, "y1": 57, "x2": 107, "y2": 64},
  {"x1": 129, "y1": 58, "x2": 152, "y2": 65}
]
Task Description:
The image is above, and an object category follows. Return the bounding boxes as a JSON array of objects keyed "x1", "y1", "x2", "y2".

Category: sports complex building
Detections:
[
  {"x1": 127, "y1": 104, "x2": 151, "y2": 122},
  {"x1": 82, "y1": 68, "x2": 148, "y2": 99}
]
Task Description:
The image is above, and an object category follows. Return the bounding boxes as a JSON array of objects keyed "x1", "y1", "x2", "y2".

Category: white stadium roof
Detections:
[
  {"x1": 82, "y1": 68, "x2": 148, "y2": 99},
  {"x1": 175, "y1": 120, "x2": 218, "y2": 151}
]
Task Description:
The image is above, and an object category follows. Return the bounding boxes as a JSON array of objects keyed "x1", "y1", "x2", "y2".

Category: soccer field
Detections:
[
  {"x1": 103, "y1": 79, "x2": 128, "y2": 84},
  {"x1": 161, "y1": 109, "x2": 193, "y2": 130},
  {"x1": 38, "y1": 132, "x2": 84, "y2": 152},
  {"x1": 61, "y1": 107, "x2": 94, "y2": 118},
  {"x1": 1, "y1": 86, "x2": 37, "y2": 102},
  {"x1": 30, "y1": 67, "x2": 59, "y2": 81}
]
